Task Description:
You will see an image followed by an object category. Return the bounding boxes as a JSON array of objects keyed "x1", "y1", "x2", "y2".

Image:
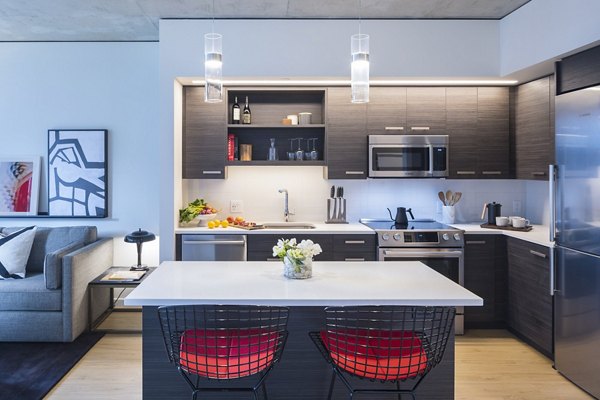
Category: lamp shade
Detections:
[
  {"x1": 204, "y1": 32, "x2": 223, "y2": 103},
  {"x1": 351, "y1": 33, "x2": 369, "y2": 103},
  {"x1": 124, "y1": 228, "x2": 155, "y2": 244}
]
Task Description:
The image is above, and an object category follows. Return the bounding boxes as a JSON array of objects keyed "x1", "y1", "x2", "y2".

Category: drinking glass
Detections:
[
  {"x1": 310, "y1": 138, "x2": 319, "y2": 160},
  {"x1": 287, "y1": 139, "x2": 296, "y2": 160},
  {"x1": 295, "y1": 138, "x2": 304, "y2": 161}
]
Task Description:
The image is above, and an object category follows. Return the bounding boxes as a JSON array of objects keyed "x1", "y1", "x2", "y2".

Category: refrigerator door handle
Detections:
[
  {"x1": 549, "y1": 247, "x2": 555, "y2": 296},
  {"x1": 549, "y1": 164, "x2": 557, "y2": 242}
]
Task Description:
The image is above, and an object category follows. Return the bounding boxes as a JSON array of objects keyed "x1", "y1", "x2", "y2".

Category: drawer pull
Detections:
[
  {"x1": 266, "y1": 258, "x2": 280, "y2": 262},
  {"x1": 385, "y1": 127, "x2": 404, "y2": 131},
  {"x1": 466, "y1": 240, "x2": 486, "y2": 245},
  {"x1": 482, "y1": 171, "x2": 502, "y2": 175},
  {"x1": 345, "y1": 171, "x2": 364, "y2": 175},
  {"x1": 530, "y1": 250, "x2": 547, "y2": 259},
  {"x1": 410, "y1": 127, "x2": 430, "y2": 131},
  {"x1": 345, "y1": 258, "x2": 365, "y2": 261},
  {"x1": 345, "y1": 240, "x2": 366, "y2": 244},
  {"x1": 457, "y1": 171, "x2": 476, "y2": 175},
  {"x1": 531, "y1": 171, "x2": 547, "y2": 176},
  {"x1": 202, "y1": 170, "x2": 222, "y2": 175}
]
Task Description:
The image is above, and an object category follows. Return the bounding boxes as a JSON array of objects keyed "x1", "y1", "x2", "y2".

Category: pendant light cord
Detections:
[
  {"x1": 358, "y1": 0, "x2": 362, "y2": 35},
  {"x1": 212, "y1": 0, "x2": 215, "y2": 33}
]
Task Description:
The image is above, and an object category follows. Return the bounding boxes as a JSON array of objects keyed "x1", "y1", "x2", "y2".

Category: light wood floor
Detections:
[{"x1": 45, "y1": 315, "x2": 593, "y2": 400}]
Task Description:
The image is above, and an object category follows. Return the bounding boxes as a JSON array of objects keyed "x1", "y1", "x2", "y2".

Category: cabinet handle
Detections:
[
  {"x1": 531, "y1": 171, "x2": 547, "y2": 176},
  {"x1": 466, "y1": 240, "x2": 486, "y2": 245},
  {"x1": 410, "y1": 126, "x2": 430, "y2": 131},
  {"x1": 345, "y1": 171, "x2": 364, "y2": 175},
  {"x1": 266, "y1": 258, "x2": 280, "y2": 262},
  {"x1": 345, "y1": 240, "x2": 366, "y2": 244},
  {"x1": 549, "y1": 248, "x2": 555, "y2": 296},
  {"x1": 530, "y1": 250, "x2": 547, "y2": 259},
  {"x1": 482, "y1": 171, "x2": 502, "y2": 175},
  {"x1": 202, "y1": 170, "x2": 222, "y2": 175},
  {"x1": 385, "y1": 127, "x2": 404, "y2": 131},
  {"x1": 345, "y1": 257, "x2": 366, "y2": 261},
  {"x1": 457, "y1": 171, "x2": 476, "y2": 175}
]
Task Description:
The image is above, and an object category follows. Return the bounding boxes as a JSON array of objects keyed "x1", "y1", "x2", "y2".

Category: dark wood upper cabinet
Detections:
[
  {"x1": 325, "y1": 87, "x2": 368, "y2": 179},
  {"x1": 182, "y1": 87, "x2": 227, "y2": 179},
  {"x1": 406, "y1": 87, "x2": 446, "y2": 133},
  {"x1": 446, "y1": 87, "x2": 479, "y2": 178},
  {"x1": 514, "y1": 76, "x2": 555, "y2": 180},
  {"x1": 367, "y1": 87, "x2": 407, "y2": 134},
  {"x1": 556, "y1": 44, "x2": 600, "y2": 94},
  {"x1": 477, "y1": 87, "x2": 510, "y2": 178}
]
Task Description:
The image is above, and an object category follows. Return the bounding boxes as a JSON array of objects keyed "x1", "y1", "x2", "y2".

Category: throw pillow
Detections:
[{"x1": 0, "y1": 226, "x2": 37, "y2": 279}]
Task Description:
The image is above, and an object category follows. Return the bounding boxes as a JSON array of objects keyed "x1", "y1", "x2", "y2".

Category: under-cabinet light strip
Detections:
[{"x1": 190, "y1": 78, "x2": 518, "y2": 86}]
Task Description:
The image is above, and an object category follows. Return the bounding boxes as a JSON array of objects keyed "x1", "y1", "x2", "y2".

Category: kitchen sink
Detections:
[{"x1": 261, "y1": 222, "x2": 317, "y2": 229}]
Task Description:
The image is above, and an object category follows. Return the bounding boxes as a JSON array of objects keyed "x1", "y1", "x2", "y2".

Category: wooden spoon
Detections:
[
  {"x1": 445, "y1": 190, "x2": 453, "y2": 205},
  {"x1": 438, "y1": 191, "x2": 446, "y2": 206},
  {"x1": 453, "y1": 192, "x2": 462, "y2": 205}
]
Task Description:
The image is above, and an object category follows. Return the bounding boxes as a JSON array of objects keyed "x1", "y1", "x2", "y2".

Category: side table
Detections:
[{"x1": 88, "y1": 266, "x2": 156, "y2": 333}]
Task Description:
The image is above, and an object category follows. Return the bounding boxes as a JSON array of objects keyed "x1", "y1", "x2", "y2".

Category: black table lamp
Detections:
[{"x1": 125, "y1": 228, "x2": 156, "y2": 271}]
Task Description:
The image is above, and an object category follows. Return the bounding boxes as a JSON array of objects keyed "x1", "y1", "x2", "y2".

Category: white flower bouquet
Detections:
[{"x1": 272, "y1": 238, "x2": 322, "y2": 279}]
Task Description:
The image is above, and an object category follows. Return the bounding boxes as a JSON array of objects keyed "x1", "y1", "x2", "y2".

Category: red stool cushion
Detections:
[
  {"x1": 179, "y1": 329, "x2": 279, "y2": 379},
  {"x1": 320, "y1": 329, "x2": 428, "y2": 380}
]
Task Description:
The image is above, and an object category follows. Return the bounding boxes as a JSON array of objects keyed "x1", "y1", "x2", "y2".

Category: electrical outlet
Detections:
[
  {"x1": 512, "y1": 200, "x2": 522, "y2": 215},
  {"x1": 230, "y1": 200, "x2": 244, "y2": 213}
]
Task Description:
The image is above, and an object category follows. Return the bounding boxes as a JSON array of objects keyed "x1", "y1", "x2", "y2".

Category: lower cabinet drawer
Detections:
[{"x1": 332, "y1": 253, "x2": 376, "y2": 262}]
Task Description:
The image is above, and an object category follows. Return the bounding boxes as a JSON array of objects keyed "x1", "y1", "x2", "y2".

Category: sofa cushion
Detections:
[
  {"x1": 0, "y1": 273, "x2": 61, "y2": 311},
  {"x1": 0, "y1": 226, "x2": 97, "y2": 273},
  {"x1": 44, "y1": 241, "x2": 84, "y2": 289},
  {"x1": 0, "y1": 226, "x2": 37, "y2": 279}
]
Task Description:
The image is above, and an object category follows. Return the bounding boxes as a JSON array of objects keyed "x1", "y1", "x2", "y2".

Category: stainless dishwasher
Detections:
[{"x1": 181, "y1": 235, "x2": 247, "y2": 261}]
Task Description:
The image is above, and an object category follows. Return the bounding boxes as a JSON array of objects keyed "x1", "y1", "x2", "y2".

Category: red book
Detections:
[{"x1": 228, "y1": 134, "x2": 235, "y2": 161}]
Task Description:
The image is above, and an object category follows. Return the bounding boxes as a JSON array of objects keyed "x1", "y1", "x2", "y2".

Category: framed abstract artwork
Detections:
[
  {"x1": 0, "y1": 156, "x2": 40, "y2": 216},
  {"x1": 48, "y1": 129, "x2": 108, "y2": 218}
]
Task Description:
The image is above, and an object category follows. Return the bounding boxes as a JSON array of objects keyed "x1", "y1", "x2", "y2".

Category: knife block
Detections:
[{"x1": 325, "y1": 198, "x2": 348, "y2": 224}]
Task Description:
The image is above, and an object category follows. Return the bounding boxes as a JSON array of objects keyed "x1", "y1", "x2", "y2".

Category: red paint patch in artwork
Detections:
[{"x1": 13, "y1": 174, "x2": 32, "y2": 212}]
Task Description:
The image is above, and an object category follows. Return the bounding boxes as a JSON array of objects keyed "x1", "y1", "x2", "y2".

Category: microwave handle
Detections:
[{"x1": 428, "y1": 145, "x2": 434, "y2": 175}]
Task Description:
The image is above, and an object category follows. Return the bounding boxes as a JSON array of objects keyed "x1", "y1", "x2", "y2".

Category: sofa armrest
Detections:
[{"x1": 61, "y1": 238, "x2": 113, "y2": 341}]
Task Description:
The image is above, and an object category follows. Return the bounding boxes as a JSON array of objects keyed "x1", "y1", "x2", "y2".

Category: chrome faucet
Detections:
[{"x1": 278, "y1": 189, "x2": 293, "y2": 222}]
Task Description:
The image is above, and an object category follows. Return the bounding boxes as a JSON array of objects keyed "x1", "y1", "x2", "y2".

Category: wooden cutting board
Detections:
[{"x1": 480, "y1": 223, "x2": 533, "y2": 232}]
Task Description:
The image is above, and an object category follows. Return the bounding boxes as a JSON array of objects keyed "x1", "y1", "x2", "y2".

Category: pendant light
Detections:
[
  {"x1": 351, "y1": 0, "x2": 369, "y2": 103},
  {"x1": 204, "y1": 0, "x2": 222, "y2": 103}
]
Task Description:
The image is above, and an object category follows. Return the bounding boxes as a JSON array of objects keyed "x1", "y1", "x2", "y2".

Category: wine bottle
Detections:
[
  {"x1": 232, "y1": 96, "x2": 241, "y2": 124},
  {"x1": 242, "y1": 96, "x2": 251, "y2": 124}
]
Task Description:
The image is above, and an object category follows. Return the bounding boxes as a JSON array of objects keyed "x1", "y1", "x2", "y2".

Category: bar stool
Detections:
[
  {"x1": 157, "y1": 304, "x2": 289, "y2": 400},
  {"x1": 309, "y1": 305, "x2": 455, "y2": 400}
]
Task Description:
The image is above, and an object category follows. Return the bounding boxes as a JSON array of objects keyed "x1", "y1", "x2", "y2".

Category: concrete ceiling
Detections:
[{"x1": 0, "y1": 0, "x2": 531, "y2": 41}]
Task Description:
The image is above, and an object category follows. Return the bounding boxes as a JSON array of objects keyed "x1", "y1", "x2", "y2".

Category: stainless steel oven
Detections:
[{"x1": 368, "y1": 135, "x2": 449, "y2": 178}]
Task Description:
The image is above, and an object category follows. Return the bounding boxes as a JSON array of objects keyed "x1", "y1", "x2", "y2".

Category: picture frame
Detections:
[
  {"x1": 0, "y1": 156, "x2": 41, "y2": 216},
  {"x1": 48, "y1": 129, "x2": 108, "y2": 218}
]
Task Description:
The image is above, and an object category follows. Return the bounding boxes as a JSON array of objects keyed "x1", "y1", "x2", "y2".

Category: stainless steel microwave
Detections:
[{"x1": 368, "y1": 135, "x2": 449, "y2": 178}]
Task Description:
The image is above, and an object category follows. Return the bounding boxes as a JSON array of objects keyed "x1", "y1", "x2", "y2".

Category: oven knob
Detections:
[
  {"x1": 382, "y1": 233, "x2": 390, "y2": 241},
  {"x1": 442, "y1": 233, "x2": 450, "y2": 241},
  {"x1": 393, "y1": 233, "x2": 402, "y2": 241},
  {"x1": 453, "y1": 233, "x2": 462, "y2": 241}
]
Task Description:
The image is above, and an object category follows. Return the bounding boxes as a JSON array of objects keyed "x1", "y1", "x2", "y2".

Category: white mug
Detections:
[
  {"x1": 512, "y1": 217, "x2": 530, "y2": 228},
  {"x1": 496, "y1": 216, "x2": 509, "y2": 226},
  {"x1": 508, "y1": 216, "x2": 519, "y2": 224}
]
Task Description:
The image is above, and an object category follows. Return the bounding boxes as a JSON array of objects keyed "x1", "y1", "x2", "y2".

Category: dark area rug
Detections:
[{"x1": 0, "y1": 332, "x2": 104, "y2": 400}]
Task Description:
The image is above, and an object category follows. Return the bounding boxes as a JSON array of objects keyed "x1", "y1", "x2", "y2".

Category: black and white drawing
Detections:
[{"x1": 48, "y1": 129, "x2": 108, "y2": 218}]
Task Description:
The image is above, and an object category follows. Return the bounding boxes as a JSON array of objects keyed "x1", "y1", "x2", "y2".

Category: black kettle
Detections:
[
  {"x1": 481, "y1": 202, "x2": 502, "y2": 225},
  {"x1": 387, "y1": 207, "x2": 415, "y2": 226}
]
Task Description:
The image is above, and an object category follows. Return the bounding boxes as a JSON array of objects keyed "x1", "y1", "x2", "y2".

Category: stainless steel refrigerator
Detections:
[{"x1": 552, "y1": 84, "x2": 600, "y2": 398}]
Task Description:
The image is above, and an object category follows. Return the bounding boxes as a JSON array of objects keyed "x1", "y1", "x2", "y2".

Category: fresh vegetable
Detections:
[{"x1": 179, "y1": 198, "x2": 217, "y2": 223}]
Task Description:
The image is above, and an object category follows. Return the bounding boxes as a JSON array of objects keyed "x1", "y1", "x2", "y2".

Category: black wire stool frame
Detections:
[
  {"x1": 157, "y1": 304, "x2": 289, "y2": 400},
  {"x1": 309, "y1": 305, "x2": 455, "y2": 400}
]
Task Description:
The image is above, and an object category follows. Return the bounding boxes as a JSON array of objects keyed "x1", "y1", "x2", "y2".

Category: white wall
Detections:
[
  {"x1": 500, "y1": 0, "x2": 600, "y2": 77},
  {"x1": 160, "y1": 18, "x2": 501, "y2": 260},
  {"x1": 0, "y1": 42, "x2": 160, "y2": 265}
]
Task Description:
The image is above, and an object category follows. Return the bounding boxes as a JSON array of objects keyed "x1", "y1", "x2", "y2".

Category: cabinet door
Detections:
[
  {"x1": 477, "y1": 87, "x2": 510, "y2": 178},
  {"x1": 183, "y1": 87, "x2": 227, "y2": 179},
  {"x1": 507, "y1": 238, "x2": 553, "y2": 357},
  {"x1": 446, "y1": 88, "x2": 479, "y2": 178},
  {"x1": 464, "y1": 235, "x2": 507, "y2": 328},
  {"x1": 247, "y1": 234, "x2": 333, "y2": 261},
  {"x1": 515, "y1": 76, "x2": 555, "y2": 180},
  {"x1": 367, "y1": 87, "x2": 407, "y2": 134},
  {"x1": 325, "y1": 88, "x2": 368, "y2": 179},
  {"x1": 406, "y1": 87, "x2": 446, "y2": 133}
]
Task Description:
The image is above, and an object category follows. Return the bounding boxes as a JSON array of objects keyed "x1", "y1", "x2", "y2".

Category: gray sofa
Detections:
[{"x1": 0, "y1": 226, "x2": 112, "y2": 342}]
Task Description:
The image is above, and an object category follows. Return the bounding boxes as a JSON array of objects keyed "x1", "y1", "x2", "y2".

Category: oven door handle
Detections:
[
  {"x1": 428, "y1": 145, "x2": 434, "y2": 176},
  {"x1": 382, "y1": 250, "x2": 463, "y2": 258}
]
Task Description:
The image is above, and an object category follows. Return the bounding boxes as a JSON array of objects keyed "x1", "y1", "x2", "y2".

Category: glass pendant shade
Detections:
[
  {"x1": 204, "y1": 33, "x2": 223, "y2": 103},
  {"x1": 351, "y1": 33, "x2": 369, "y2": 103}
]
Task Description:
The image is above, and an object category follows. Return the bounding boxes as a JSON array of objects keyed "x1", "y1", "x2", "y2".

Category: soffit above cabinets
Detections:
[{"x1": 0, "y1": 0, "x2": 531, "y2": 41}]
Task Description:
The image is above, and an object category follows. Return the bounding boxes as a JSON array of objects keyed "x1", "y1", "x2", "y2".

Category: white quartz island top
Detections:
[{"x1": 124, "y1": 261, "x2": 482, "y2": 307}]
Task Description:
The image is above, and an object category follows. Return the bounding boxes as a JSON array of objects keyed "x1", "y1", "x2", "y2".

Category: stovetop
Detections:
[{"x1": 360, "y1": 219, "x2": 458, "y2": 232}]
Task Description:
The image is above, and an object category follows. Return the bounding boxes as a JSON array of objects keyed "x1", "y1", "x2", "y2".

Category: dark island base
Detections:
[{"x1": 142, "y1": 306, "x2": 455, "y2": 399}]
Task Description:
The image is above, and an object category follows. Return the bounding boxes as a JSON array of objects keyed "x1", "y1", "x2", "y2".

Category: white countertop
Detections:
[
  {"x1": 175, "y1": 222, "x2": 374, "y2": 235},
  {"x1": 449, "y1": 223, "x2": 553, "y2": 247},
  {"x1": 124, "y1": 261, "x2": 482, "y2": 307}
]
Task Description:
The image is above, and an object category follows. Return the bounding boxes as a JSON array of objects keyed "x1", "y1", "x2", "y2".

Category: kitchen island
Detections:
[{"x1": 125, "y1": 261, "x2": 482, "y2": 399}]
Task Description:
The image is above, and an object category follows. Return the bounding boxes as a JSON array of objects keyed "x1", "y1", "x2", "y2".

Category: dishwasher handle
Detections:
[{"x1": 182, "y1": 240, "x2": 246, "y2": 246}]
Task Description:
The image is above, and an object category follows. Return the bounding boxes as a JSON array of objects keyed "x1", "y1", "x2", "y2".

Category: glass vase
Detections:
[{"x1": 283, "y1": 256, "x2": 313, "y2": 279}]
